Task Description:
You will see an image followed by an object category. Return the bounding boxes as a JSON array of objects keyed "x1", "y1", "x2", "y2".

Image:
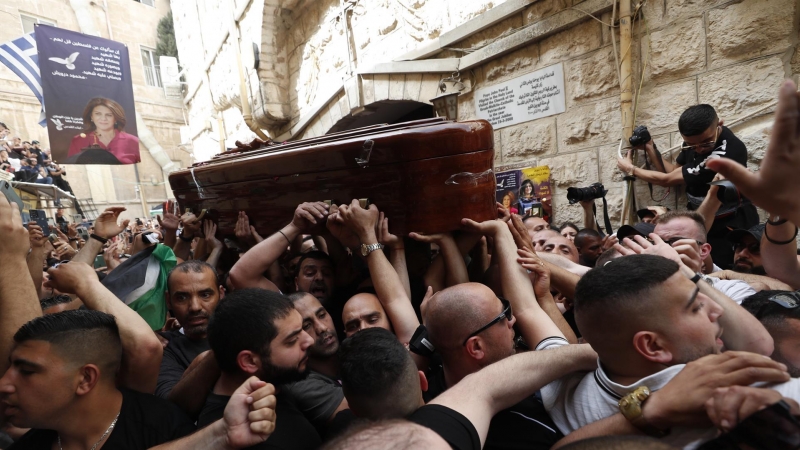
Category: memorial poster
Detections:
[{"x1": 35, "y1": 25, "x2": 140, "y2": 165}]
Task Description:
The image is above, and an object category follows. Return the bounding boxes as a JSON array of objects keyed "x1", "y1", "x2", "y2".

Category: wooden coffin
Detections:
[{"x1": 168, "y1": 118, "x2": 496, "y2": 237}]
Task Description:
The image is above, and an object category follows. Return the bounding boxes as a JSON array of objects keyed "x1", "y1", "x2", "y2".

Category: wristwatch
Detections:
[
  {"x1": 360, "y1": 242, "x2": 384, "y2": 257},
  {"x1": 618, "y1": 386, "x2": 669, "y2": 437}
]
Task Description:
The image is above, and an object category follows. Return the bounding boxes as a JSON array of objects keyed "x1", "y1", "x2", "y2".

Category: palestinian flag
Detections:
[{"x1": 101, "y1": 244, "x2": 177, "y2": 330}]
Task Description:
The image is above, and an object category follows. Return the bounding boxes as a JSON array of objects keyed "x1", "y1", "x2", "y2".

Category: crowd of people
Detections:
[
  {"x1": 0, "y1": 80, "x2": 799, "y2": 450},
  {"x1": 0, "y1": 123, "x2": 75, "y2": 197}
]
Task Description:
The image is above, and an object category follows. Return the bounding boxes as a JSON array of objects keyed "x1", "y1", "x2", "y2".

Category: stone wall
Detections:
[
  {"x1": 174, "y1": 0, "x2": 799, "y2": 226},
  {"x1": 0, "y1": 0, "x2": 191, "y2": 219}
]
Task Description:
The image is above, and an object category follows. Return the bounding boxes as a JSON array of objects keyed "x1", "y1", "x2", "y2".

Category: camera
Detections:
[
  {"x1": 629, "y1": 125, "x2": 651, "y2": 147},
  {"x1": 710, "y1": 179, "x2": 741, "y2": 204},
  {"x1": 567, "y1": 182, "x2": 608, "y2": 204}
]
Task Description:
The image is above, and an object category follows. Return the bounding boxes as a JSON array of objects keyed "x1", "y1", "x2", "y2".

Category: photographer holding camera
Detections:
[{"x1": 617, "y1": 104, "x2": 758, "y2": 268}]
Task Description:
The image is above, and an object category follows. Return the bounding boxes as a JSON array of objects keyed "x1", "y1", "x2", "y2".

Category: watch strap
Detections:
[{"x1": 89, "y1": 233, "x2": 108, "y2": 244}]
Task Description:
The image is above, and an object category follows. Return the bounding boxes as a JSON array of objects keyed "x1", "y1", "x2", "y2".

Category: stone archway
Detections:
[{"x1": 327, "y1": 100, "x2": 433, "y2": 134}]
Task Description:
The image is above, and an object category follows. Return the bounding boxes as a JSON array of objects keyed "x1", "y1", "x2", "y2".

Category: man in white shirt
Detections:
[{"x1": 540, "y1": 251, "x2": 791, "y2": 449}]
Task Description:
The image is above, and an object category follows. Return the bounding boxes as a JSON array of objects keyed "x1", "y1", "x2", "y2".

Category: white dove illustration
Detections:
[
  {"x1": 49, "y1": 52, "x2": 79, "y2": 70},
  {"x1": 50, "y1": 117, "x2": 64, "y2": 131}
]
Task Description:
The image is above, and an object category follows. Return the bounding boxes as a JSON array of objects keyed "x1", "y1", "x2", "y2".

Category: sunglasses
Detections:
[
  {"x1": 755, "y1": 291, "x2": 800, "y2": 320},
  {"x1": 680, "y1": 126, "x2": 720, "y2": 152},
  {"x1": 734, "y1": 242, "x2": 760, "y2": 254},
  {"x1": 463, "y1": 297, "x2": 512, "y2": 346}
]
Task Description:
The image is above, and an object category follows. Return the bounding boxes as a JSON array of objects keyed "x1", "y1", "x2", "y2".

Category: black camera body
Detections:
[
  {"x1": 629, "y1": 125, "x2": 651, "y2": 147},
  {"x1": 567, "y1": 182, "x2": 608, "y2": 204}
]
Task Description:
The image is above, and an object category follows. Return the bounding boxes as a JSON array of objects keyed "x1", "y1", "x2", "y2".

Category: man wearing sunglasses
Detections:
[
  {"x1": 727, "y1": 224, "x2": 765, "y2": 275},
  {"x1": 617, "y1": 104, "x2": 758, "y2": 267}
]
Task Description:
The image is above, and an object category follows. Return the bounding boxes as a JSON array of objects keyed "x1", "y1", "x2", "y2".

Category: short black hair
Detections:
[
  {"x1": 574, "y1": 255, "x2": 679, "y2": 342},
  {"x1": 678, "y1": 104, "x2": 718, "y2": 137},
  {"x1": 167, "y1": 259, "x2": 220, "y2": 293},
  {"x1": 742, "y1": 290, "x2": 800, "y2": 325},
  {"x1": 339, "y1": 328, "x2": 420, "y2": 419},
  {"x1": 295, "y1": 250, "x2": 334, "y2": 278},
  {"x1": 207, "y1": 288, "x2": 295, "y2": 373},
  {"x1": 14, "y1": 310, "x2": 122, "y2": 379},
  {"x1": 574, "y1": 228, "x2": 602, "y2": 248},
  {"x1": 40, "y1": 294, "x2": 74, "y2": 311}
]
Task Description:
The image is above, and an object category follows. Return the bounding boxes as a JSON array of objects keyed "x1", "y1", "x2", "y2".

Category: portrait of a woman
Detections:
[{"x1": 67, "y1": 97, "x2": 140, "y2": 164}]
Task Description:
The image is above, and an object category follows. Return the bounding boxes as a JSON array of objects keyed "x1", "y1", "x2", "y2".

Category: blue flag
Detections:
[{"x1": 0, "y1": 32, "x2": 46, "y2": 126}]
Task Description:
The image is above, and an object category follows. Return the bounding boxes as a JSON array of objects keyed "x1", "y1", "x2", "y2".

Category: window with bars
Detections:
[
  {"x1": 21, "y1": 14, "x2": 56, "y2": 34},
  {"x1": 140, "y1": 47, "x2": 162, "y2": 87}
]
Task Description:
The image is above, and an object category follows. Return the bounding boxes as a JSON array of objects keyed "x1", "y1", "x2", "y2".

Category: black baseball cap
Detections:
[
  {"x1": 616, "y1": 222, "x2": 656, "y2": 241},
  {"x1": 726, "y1": 223, "x2": 765, "y2": 244},
  {"x1": 31, "y1": 140, "x2": 39, "y2": 145}
]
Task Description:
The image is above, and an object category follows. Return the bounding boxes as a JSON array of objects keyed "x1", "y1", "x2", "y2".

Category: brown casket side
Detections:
[{"x1": 169, "y1": 119, "x2": 496, "y2": 237}]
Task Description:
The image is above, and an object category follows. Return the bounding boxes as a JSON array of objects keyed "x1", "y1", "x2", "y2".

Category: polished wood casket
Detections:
[{"x1": 168, "y1": 118, "x2": 497, "y2": 237}]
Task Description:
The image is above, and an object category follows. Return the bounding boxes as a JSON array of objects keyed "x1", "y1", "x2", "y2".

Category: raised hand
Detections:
[
  {"x1": 496, "y1": 201, "x2": 511, "y2": 222},
  {"x1": 27, "y1": 222, "x2": 45, "y2": 249},
  {"x1": 508, "y1": 215, "x2": 535, "y2": 253},
  {"x1": 704, "y1": 385, "x2": 799, "y2": 433},
  {"x1": 407, "y1": 231, "x2": 446, "y2": 244},
  {"x1": 67, "y1": 222, "x2": 78, "y2": 238},
  {"x1": 103, "y1": 240, "x2": 122, "y2": 271},
  {"x1": 706, "y1": 80, "x2": 800, "y2": 225},
  {"x1": 223, "y1": 377, "x2": 277, "y2": 448},
  {"x1": 45, "y1": 260, "x2": 98, "y2": 295},
  {"x1": 235, "y1": 211, "x2": 256, "y2": 246},
  {"x1": 157, "y1": 212, "x2": 180, "y2": 232},
  {"x1": 204, "y1": 220, "x2": 223, "y2": 250},
  {"x1": 517, "y1": 248, "x2": 551, "y2": 299},
  {"x1": 53, "y1": 241, "x2": 77, "y2": 260},
  {"x1": 0, "y1": 194, "x2": 30, "y2": 259},
  {"x1": 325, "y1": 204, "x2": 360, "y2": 249},
  {"x1": 290, "y1": 202, "x2": 329, "y2": 235},
  {"x1": 460, "y1": 217, "x2": 505, "y2": 237},
  {"x1": 338, "y1": 199, "x2": 379, "y2": 242},
  {"x1": 94, "y1": 207, "x2": 129, "y2": 239},
  {"x1": 377, "y1": 213, "x2": 402, "y2": 249}
]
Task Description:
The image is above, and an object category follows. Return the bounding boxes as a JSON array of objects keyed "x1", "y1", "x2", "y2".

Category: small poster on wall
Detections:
[{"x1": 495, "y1": 165, "x2": 553, "y2": 222}]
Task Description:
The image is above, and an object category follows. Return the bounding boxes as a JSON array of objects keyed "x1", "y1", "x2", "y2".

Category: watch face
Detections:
[{"x1": 360, "y1": 244, "x2": 368, "y2": 257}]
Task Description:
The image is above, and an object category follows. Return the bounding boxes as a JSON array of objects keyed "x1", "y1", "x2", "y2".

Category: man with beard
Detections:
[
  {"x1": 282, "y1": 292, "x2": 348, "y2": 430},
  {"x1": 726, "y1": 224, "x2": 765, "y2": 274},
  {"x1": 156, "y1": 261, "x2": 224, "y2": 416},
  {"x1": 199, "y1": 288, "x2": 320, "y2": 449}
]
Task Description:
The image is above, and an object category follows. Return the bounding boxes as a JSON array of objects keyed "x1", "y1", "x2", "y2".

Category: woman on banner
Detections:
[{"x1": 67, "y1": 97, "x2": 140, "y2": 164}]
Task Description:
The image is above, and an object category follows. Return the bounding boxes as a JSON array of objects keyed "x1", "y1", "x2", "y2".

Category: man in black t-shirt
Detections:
[
  {"x1": 1, "y1": 310, "x2": 195, "y2": 450},
  {"x1": 201, "y1": 288, "x2": 322, "y2": 449},
  {"x1": 617, "y1": 104, "x2": 758, "y2": 268},
  {"x1": 156, "y1": 261, "x2": 224, "y2": 417},
  {"x1": 325, "y1": 343, "x2": 597, "y2": 450}
]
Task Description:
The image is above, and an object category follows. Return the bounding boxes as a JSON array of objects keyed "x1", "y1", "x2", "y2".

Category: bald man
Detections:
[
  {"x1": 341, "y1": 293, "x2": 393, "y2": 338},
  {"x1": 523, "y1": 216, "x2": 550, "y2": 240},
  {"x1": 532, "y1": 229, "x2": 561, "y2": 252},
  {"x1": 422, "y1": 282, "x2": 563, "y2": 449}
]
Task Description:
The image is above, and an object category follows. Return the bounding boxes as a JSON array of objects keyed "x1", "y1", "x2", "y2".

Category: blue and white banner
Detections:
[
  {"x1": 0, "y1": 32, "x2": 46, "y2": 126},
  {"x1": 35, "y1": 24, "x2": 139, "y2": 165}
]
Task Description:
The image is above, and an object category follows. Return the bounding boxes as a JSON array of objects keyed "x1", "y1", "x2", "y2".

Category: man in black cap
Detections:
[{"x1": 727, "y1": 224, "x2": 765, "y2": 275}]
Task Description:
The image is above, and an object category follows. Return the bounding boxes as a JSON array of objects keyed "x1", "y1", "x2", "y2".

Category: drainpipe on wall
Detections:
[
  {"x1": 231, "y1": 7, "x2": 270, "y2": 140},
  {"x1": 618, "y1": 0, "x2": 637, "y2": 226}
]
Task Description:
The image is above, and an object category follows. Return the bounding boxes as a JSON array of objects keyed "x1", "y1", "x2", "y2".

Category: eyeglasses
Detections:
[
  {"x1": 755, "y1": 291, "x2": 800, "y2": 319},
  {"x1": 463, "y1": 297, "x2": 512, "y2": 346},
  {"x1": 680, "y1": 126, "x2": 720, "y2": 152},
  {"x1": 664, "y1": 237, "x2": 704, "y2": 247},
  {"x1": 733, "y1": 242, "x2": 760, "y2": 254}
]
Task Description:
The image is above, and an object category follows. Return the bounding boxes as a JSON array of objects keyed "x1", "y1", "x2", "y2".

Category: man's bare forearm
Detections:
[
  {"x1": 0, "y1": 260, "x2": 41, "y2": 374},
  {"x1": 710, "y1": 270, "x2": 794, "y2": 291},
  {"x1": 229, "y1": 225, "x2": 296, "y2": 290},
  {"x1": 168, "y1": 353, "x2": 221, "y2": 418},
  {"x1": 27, "y1": 247, "x2": 44, "y2": 299},
  {"x1": 552, "y1": 414, "x2": 641, "y2": 449},
  {"x1": 761, "y1": 220, "x2": 800, "y2": 290}
]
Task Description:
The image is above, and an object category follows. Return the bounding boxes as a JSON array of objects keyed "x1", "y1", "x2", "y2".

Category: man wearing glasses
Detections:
[{"x1": 618, "y1": 104, "x2": 758, "y2": 268}]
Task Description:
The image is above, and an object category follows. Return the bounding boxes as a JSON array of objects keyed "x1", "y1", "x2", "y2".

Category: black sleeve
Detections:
[
  {"x1": 676, "y1": 149, "x2": 687, "y2": 166},
  {"x1": 408, "y1": 404, "x2": 481, "y2": 450},
  {"x1": 155, "y1": 342, "x2": 186, "y2": 399},
  {"x1": 722, "y1": 132, "x2": 747, "y2": 166}
]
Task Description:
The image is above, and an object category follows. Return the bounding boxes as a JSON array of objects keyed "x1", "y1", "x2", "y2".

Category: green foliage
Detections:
[{"x1": 156, "y1": 11, "x2": 178, "y2": 60}]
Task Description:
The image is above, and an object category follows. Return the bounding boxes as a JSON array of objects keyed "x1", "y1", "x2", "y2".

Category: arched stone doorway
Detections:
[{"x1": 327, "y1": 100, "x2": 433, "y2": 134}]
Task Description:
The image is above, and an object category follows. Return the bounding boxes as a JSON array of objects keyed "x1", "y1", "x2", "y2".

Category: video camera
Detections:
[{"x1": 567, "y1": 182, "x2": 608, "y2": 204}]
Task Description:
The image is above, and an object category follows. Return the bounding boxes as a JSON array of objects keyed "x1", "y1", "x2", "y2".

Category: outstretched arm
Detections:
[
  {"x1": 338, "y1": 201, "x2": 420, "y2": 347},
  {"x1": 0, "y1": 195, "x2": 41, "y2": 376},
  {"x1": 46, "y1": 261, "x2": 164, "y2": 393},
  {"x1": 150, "y1": 377, "x2": 277, "y2": 450},
  {"x1": 760, "y1": 218, "x2": 800, "y2": 290},
  {"x1": 26, "y1": 222, "x2": 46, "y2": 299},
  {"x1": 618, "y1": 152, "x2": 685, "y2": 187},
  {"x1": 229, "y1": 202, "x2": 329, "y2": 291},
  {"x1": 432, "y1": 344, "x2": 597, "y2": 446},
  {"x1": 462, "y1": 218, "x2": 565, "y2": 347}
]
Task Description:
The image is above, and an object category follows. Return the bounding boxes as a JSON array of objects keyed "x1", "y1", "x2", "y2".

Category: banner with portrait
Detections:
[
  {"x1": 35, "y1": 24, "x2": 140, "y2": 165},
  {"x1": 495, "y1": 165, "x2": 553, "y2": 222}
]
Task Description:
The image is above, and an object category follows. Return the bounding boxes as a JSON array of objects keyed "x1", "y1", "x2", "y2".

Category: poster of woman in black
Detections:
[{"x1": 35, "y1": 24, "x2": 140, "y2": 165}]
